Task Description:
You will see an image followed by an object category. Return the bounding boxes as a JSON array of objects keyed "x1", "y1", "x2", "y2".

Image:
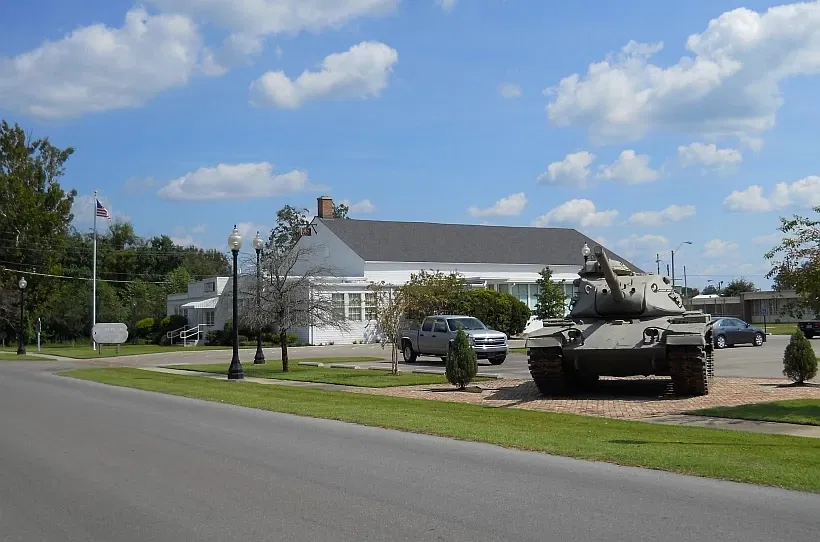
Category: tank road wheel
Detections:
[
  {"x1": 528, "y1": 346, "x2": 572, "y2": 396},
  {"x1": 669, "y1": 345, "x2": 709, "y2": 396}
]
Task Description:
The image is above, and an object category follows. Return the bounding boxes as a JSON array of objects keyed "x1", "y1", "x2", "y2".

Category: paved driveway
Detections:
[{"x1": 72, "y1": 335, "x2": 817, "y2": 381}]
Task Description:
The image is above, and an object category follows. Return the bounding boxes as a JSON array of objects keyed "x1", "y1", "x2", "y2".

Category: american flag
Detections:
[{"x1": 96, "y1": 199, "x2": 111, "y2": 220}]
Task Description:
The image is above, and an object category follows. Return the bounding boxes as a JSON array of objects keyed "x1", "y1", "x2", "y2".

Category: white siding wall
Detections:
[
  {"x1": 289, "y1": 219, "x2": 365, "y2": 278},
  {"x1": 362, "y1": 261, "x2": 580, "y2": 285}
]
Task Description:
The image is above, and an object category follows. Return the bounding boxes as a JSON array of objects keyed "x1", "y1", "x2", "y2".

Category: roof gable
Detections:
[{"x1": 318, "y1": 218, "x2": 643, "y2": 271}]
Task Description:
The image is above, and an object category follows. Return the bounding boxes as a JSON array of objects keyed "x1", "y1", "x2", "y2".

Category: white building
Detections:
[{"x1": 167, "y1": 196, "x2": 642, "y2": 345}]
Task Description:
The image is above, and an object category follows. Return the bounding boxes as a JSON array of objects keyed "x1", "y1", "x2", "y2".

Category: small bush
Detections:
[
  {"x1": 783, "y1": 330, "x2": 818, "y2": 384},
  {"x1": 446, "y1": 328, "x2": 478, "y2": 389}
]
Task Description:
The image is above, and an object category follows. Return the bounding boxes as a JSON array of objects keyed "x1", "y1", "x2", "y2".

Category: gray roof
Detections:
[{"x1": 319, "y1": 218, "x2": 643, "y2": 271}]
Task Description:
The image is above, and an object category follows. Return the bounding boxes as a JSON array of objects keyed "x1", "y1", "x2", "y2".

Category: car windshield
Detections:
[{"x1": 447, "y1": 318, "x2": 486, "y2": 331}]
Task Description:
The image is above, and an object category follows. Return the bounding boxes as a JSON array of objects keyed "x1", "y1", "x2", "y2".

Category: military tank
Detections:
[{"x1": 526, "y1": 243, "x2": 714, "y2": 396}]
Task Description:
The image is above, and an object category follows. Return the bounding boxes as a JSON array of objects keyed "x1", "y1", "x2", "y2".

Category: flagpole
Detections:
[{"x1": 92, "y1": 190, "x2": 97, "y2": 351}]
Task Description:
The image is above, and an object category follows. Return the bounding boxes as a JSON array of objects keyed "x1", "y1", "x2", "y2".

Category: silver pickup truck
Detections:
[{"x1": 399, "y1": 314, "x2": 508, "y2": 365}]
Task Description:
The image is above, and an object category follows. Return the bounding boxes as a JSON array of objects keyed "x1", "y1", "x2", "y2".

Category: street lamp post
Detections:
[
  {"x1": 252, "y1": 231, "x2": 265, "y2": 364},
  {"x1": 671, "y1": 241, "x2": 692, "y2": 294},
  {"x1": 17, "y1": 277, "x2": 27, "y2": 355},
  {"x1": 581, "y1": 242, "x2": 591, "y2": 263},
  {"x1": 227, "y1": 225, "x2": 244, "y2": 380}
]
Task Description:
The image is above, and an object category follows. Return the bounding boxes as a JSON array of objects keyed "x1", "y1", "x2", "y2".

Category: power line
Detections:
[{"x1": 1, "y1": 267, "x2": 170, "y2": 285}]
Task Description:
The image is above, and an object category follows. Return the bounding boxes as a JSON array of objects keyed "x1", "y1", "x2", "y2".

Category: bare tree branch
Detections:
[{"x1": 225, "y1": 242, "x2": 352, "y2": 371}]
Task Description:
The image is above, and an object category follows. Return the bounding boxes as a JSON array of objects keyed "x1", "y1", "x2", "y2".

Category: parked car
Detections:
[
  {"x1": 399, "y1": 315, "x2": 508, "y2": 365},
  {"x1": 797, "y1": 320, "x2": 820, "y2": 339},
  {"x1": 710, "y1": 317, "x2": 766, "y2": 348}
]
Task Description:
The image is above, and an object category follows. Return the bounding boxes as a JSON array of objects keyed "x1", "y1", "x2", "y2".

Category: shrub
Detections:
[
  {"x1": 446, "y1": 328, "x2": 478, "y2": 389},
  {"x1": 454, "y1": 289, "x2": 531, "y2": 337},
  {"x1": 783, "y1": 330, "x2": 818, "y2": 384},
  {"x1": 134, "y1": 318, "x2": 155, "y2": 339}
]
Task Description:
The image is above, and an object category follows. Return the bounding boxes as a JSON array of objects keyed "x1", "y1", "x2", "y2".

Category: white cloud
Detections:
[
  {"x1": 157, "y1": 162, "x2": 325, "y2": 201},
  {"x1": 499, "y1": 82, "x2": 521, "y2": 99},
  {"x1": 616, "y1": 234, "x2": 670, "y2": 252},
  {"x1": 0, "y1": 8, "x2": 205, "y2": 119},
  {"x1": 723, "y1": 176, "x2": 820, "y2": 212},
  {"x1": 235, "y1": 222, "x2": 269, "y2": 241},
  {"x1": 436, "y1": 0, "x2": 457, "y2": 11},
  {"x1": 628, "y1": 204, "x2": 696, "y2": 226},
  {"x1": 544, "y1": 3, "x2": 820, "y2": 144},
  {"x1": 192, "y1": 224, "x2": 207, "y2": 234},
  {"x1": 533, "y1": 199, "x2": 618, "y2": 228},
  {"x1": 249, "y1": 41, "x2": 398, "y2": 109},
  {"x1": 468, "y1": 192, "x2": 528, "y2": 217},
  {"x1": 702, "y1": 238, "x2": 739, "y2": 258},
  {"x1": 149, "y1": 0, "x2": 398, "y2": 38},
  {"x1": 752, "y1": 232, "x2": 781, "y2": 245},
  {"x1": 596, "y1": 150, "x2": 661, "y2": 184},
  {"x1": 171, "y1": 235, "x2": 198, "y2": 247},
  {"x1": 339, "y1": 199, "x2": 376, "y2": 214},
  {"x1": 124, "y1": 176, "x2": 158, "y2": 195},
  {"x1": 678, "y1": 142, "x2": 742, "y2": 170},
  {"x1": 70, "y1": 194, "x2": 126, "y2": 228},
  {"x1": 537, "y1": 151, "x2": 596, "y2": 187}
]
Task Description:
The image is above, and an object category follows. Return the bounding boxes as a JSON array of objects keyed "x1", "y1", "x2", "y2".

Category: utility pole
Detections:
[
  {"x1": 666, "y1": 264, "x2": 670, "y2": 276},
  {"x1": 684, "y1": 266, "x2": 688, "y2": 298},
  {"x1": 656, "y1": 253, "x2": 661, "y2": 274}
]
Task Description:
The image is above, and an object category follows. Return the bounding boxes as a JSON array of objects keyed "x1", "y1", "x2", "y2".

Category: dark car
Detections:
[
  {"x1": 797, "y1": 320, "x2": 820, "y2": 339},
  {"x1": 710, "y1": 317, "x2": 766, "y2": 349}
]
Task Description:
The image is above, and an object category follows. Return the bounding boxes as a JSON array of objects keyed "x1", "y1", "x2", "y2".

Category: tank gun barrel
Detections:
[{"x1": 593, "y1": 245, "x2": 624, "y2": 302}]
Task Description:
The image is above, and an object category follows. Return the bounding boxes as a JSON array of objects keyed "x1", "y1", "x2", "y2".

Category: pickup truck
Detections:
[
  {"x1": 399, "y1": 314, "x2": 508, "y2": 365},
  {"x1": 798, "y1": 320, "x2": 820, "y2": 339}
]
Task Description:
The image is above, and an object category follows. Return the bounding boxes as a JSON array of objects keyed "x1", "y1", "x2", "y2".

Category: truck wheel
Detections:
[
  {"x1": 489, "y1": 355, "x2": 506, "y2": 365},
  {"x1": 402, "y1": 341, "x2": 417, "y2": 363}
]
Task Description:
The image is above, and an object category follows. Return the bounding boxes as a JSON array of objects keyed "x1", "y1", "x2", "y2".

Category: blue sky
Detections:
[{"x1": 2, "y1": 0, "x2": 819, "y2": 290}]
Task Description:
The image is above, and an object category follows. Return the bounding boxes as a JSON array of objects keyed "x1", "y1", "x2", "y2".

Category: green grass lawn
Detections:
[
  {"x1": 166, "y1": 359, "x2": 489, "y2": 387},
  {"x1": 0, "y1": 344, "x2": 230, "y2": 359},
  {"x1": 62, "y1": 367, "x2": 820, "y2": 493},
  {"x1": 0, "y1": 352, "x2": 53, "y2": 361},
  {"x1": 760, "y1": 323, "x2": 798, "y2": 335},
  {"x1": 688, "y1": 399, "x2": 820, "y2": 427}
]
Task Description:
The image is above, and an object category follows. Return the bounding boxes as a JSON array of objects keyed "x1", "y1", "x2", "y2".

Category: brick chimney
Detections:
[{"x1": 317, "y1": 196, "x2": 333, "y2": 219}]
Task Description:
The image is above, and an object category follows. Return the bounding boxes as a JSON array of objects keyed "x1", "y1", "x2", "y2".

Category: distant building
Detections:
[
  {"x1": 166, "y1": 196, "x2": 642, "y2": 345},
  {"x1": 689, "y1": 290, "x2": 814, "y2": 323}
]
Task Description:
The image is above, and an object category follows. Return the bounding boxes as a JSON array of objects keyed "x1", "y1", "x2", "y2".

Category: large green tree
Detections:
[
  {"x1": 0, "y1": 120, "x2": 77, "y2": 337},
  {"x1": 721, "y1": 278, "x2": 757, "y2": 298},
  {"x1": 765, "y1": 207, "x2": 820, "y2": 318}
]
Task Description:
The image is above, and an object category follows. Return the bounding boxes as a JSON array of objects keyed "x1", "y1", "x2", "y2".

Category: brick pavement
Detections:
[{"x1": 347, "y1": 376, "x2": 820, "y2": 420}]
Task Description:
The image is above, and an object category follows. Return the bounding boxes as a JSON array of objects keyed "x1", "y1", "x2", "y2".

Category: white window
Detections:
[
  {"x1": 365, "y1": 292, "x2": 377, "y2": 320},
  {"x1": 348, "y1": 293, "x2": 362, "y2": 321},
  {"x1": 204, "y1": 310, "x2": 215, "y2": 325},
  {"x1": 205, "y1": 282, "x2": 215, "y2": 293},
  {"x1": 332, "y1": 293, "x2": 345, "y2": 320}
]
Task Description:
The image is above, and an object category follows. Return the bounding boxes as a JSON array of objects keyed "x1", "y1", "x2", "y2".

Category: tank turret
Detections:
[{"x1": 593, "y1": 245, "x2": 624, "y2": 303}]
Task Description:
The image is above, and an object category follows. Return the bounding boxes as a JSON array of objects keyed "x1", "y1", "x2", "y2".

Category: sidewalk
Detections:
[{"x1": 640, "y1": 414, "x2": 820, "y2": 439}]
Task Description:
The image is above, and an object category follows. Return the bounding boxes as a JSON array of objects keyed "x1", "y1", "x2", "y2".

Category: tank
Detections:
[{"x1": 525, "y1": 243, "x2": 715, "y2": 396}]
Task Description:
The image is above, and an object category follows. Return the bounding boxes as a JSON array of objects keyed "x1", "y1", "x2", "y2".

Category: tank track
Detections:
[
  {"x1": 528, "y1": 347, "x2": 598, "y2": 395},
  {"x1": 527, "y1": 346, "x2": 569, "y2": 395},
  {"x1": 668, "y1": 344, "x2": 711, "y2": 396}
]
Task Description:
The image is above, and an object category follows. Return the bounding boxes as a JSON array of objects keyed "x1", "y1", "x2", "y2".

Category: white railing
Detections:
[
  {"x1": 166, "y1": 325, "x2": 187, "y2": 343},
  {"x1": 179, "y1": 324, "x2": 214, "y2": 347}
]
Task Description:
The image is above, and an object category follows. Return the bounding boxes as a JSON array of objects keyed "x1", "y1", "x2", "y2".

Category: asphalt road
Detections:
[
  {"x1": 0, "y1": 364, "x2": 818, "y2": 541},
  {"x1": 84, "y1": 334, "x2": 819, "y2": 381}
]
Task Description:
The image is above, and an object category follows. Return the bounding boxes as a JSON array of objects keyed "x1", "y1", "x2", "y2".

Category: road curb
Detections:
[{"x1": 297, "y1": 361, "x2": 325, "y2": 367}]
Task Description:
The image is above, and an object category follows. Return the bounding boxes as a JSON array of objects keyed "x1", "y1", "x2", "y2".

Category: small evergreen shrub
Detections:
[
  {"x1": 446, "y1": 328, "x2": 478, "y2": 389},
  {"x1": 783, "y1": 330, "x2": 818, "y2": 384}
]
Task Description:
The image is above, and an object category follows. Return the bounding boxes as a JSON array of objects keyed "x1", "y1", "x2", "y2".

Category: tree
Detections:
[
  {"x1": 239, "y1": 215, "x2": 350, "y2": 371},
  {"x1": 765, "y1": 209, "x2": 820, "y2": 318},
  {"x1": 367, "y1": 280, "x2": 407, "y2": 375},
  {"x1": 400, "y1": 270, "x2": 468, "y2": 322},
  {"x1": 702, "y1": 285, "x2": 718, "y2": 295},
  {"x1": 267, "y1": 205, "x2": 310, "y2": 250},
  {"x1": 534, "y1": 266, "x2": 566, "y2": 320},
  {"x1": 445, "y1": 327, "x2": 478, "y2": 389},
  {"x1": 454, "y1": 288, "x2": 530, "y2": 337},
  {"x1": 332, "y1": 202, "x2": 350, "y2": 219},
  {"x1": 782, "y1": 330, "x2": 818, "y2": 385},
  {"x1": 0, "y1": 120, "x2": 77, "y2": 336},
  {"x1": 721, "y1": 278, "x2": 757, "y2": 297}
]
